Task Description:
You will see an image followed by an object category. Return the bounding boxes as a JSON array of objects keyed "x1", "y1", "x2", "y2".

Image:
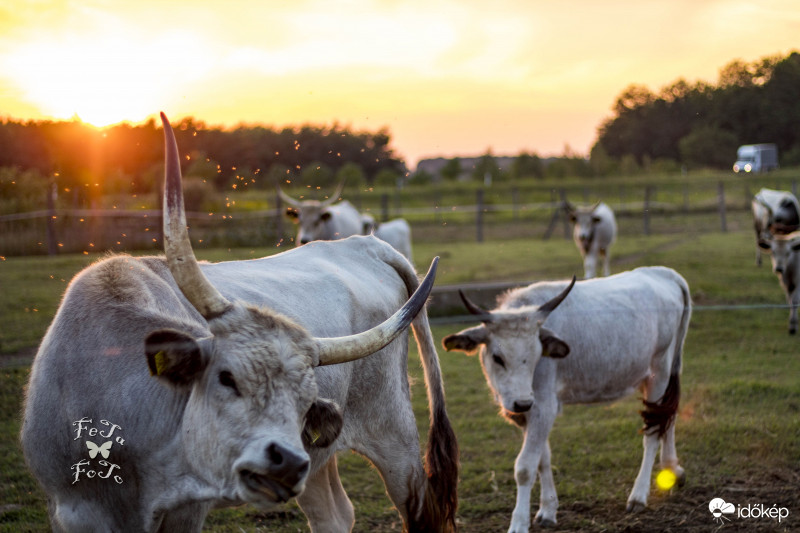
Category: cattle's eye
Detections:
[
  {"x1": 219, "y1": 371, "x2": 240, "y2": 396},
  {"x1": 492, "y1": 353, "x2": 506, "y2": 368}
]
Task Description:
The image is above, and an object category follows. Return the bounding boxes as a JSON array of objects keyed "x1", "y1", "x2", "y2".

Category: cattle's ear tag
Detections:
[
  {"x1": 153, "y1": 351, "x2": 168, "y2": 376},
  {"x1": 310, "y1": 429, "x2": 321, "y2": 444}
]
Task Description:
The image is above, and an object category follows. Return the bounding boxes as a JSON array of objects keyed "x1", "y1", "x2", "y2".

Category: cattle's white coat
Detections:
[
  {"x1": 21, "y1": 115, "x2": 457, "y2": 533},
  {"x1": 443, "y1": 267, "x2": 691, "y2": 532},
  {"x1": 759, "y1": 232, "x2": 800, "y2": 334},
  {"x1": 374, "y1": 218, "x2": 413, "y2": 264},
  {"x1": 751, "y1": 188, "x2": 800, "y2": 266},
  {"x1": 567, "y1": 202, "x2": 617, "y2": 279}
]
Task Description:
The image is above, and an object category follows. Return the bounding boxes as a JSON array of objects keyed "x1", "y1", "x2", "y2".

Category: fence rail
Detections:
[{"x1": 1, "y1": 179, "x2": 796, "y2": 256}]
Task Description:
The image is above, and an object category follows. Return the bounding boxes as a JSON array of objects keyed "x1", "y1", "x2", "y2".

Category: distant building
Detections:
[{"x1": 415, "y1": 156, "x2": 517, "y2": 181}]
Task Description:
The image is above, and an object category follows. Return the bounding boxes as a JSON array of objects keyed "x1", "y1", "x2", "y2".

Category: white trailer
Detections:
[{"x1": 733, "y1": 144, "x2": 779, "y2": 173}]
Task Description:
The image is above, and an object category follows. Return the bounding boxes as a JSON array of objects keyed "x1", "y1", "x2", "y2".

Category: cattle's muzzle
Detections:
[
  {"x1": 239, "y1": 443, "x2": 310, "y2": 503},
  {"x1": 511, "y1": 399, "x2": 534, "y2": 413}
]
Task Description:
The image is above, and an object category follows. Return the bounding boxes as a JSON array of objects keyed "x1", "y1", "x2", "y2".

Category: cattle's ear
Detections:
[
  {"x1": 285, "y1": 207, "x2": 299, "y2": 221},
  {"x1": 303, "y1": 397, "x2": 343, "y2": 448},
  {"x1": 539, "y1": 327, "x2": 569, "y2": 358},
  {"x1": 145, "y1": 329, "x2": 210, "y2": 386},
  {"x1": 442, "y1": 325, "x2": 488, "y2": 354},
  {"x1": 320, "y1": 210, "x2": 332, "y2": 221}
]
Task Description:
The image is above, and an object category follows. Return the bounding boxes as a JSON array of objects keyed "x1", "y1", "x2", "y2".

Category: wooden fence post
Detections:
[
  {"x1": 275, "y1": 191, "x2": 285, "y2": 243},
  {"x1": 718, "y1": 181, "x2": 727, "y2": 232},
  {"x1": 476, "y1": 189, "x2": 484, "y2": 243},
  {"x1": 512, "y1": 187, "x2": 519, "y2": 222},
  {"x1": 643, "y1": 185, "x2": 653, "y2": 236},
  {"x1": 381, "y1": 194, "x2": 389, "y2": 222},
  {"x1": 46, "y1": 182, "x2": 58, "y2": 256}
]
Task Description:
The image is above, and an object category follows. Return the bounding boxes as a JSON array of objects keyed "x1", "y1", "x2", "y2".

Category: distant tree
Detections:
[
  {"x1": 589, "y1": 143, "x2": 617, "y2": 177},
  {"x1": 300, "y1": 161, "x2": 335, "y2": 190},
  {"x1": 374, "y1": 168, "x2": 401, "y2": 188},
  {"x1": 335, "y1": 162, "x2": 366, "y2": 188},
  {"x1": 678, "y1": 125, "x2": 739, "y2": 169},
  {"x1": 408, "y1": 169, "x2": 433, "y2": 186},
  {"x1": 472, "y1": 151, "x2": 500, "y2": 184},
  {"x1": 440, "y1": 158, "x2": 462, "y2": 181},
  {"x1": 512, "y1": 152, "x2": 544, "y2": 179}
]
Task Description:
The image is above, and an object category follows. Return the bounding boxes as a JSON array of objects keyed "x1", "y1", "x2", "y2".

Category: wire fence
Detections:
[{"x1": 2, "y1": 178, "x2": 798, "y2": 256}]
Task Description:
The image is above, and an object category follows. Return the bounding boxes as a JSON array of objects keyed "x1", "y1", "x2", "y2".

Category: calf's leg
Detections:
[{"x1": 508, "y1": 400, "x2": 557, "y2": 533}]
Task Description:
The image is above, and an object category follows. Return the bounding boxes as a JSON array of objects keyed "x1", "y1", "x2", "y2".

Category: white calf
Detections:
[
  {"x1": 443, "y1": 267, "x2": 692, "y2": 531},
  {"x1": 567, "y1": 202, "x2": 617, "y2": 279}
]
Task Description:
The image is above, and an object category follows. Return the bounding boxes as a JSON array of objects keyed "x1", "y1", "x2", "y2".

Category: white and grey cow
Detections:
[
  {"x1": 751, "y1": 188, "x2": 800, "y2": 266},
  {"x1": 21, "y1": 114, "x2": 458, "y2": 533},
  {"x1": 443, "y1": 267, "x2": 691, "y2": 531},
  {"x1": 758, "y1": 232, "x2": 800, "y2": 334},
  {"x1": 279, "y1": 186, "x2": 414, "y2": 262},
  {"x1": 566, "y1": 201, "x2": 617, "y2": 279}
]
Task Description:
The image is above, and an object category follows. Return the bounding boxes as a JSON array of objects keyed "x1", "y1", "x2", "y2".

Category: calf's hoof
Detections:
[
  {"x1": 626, "y1": 500, "x2": 647, "y2": 513},
  {"x1": 534, "y1": 512, "x2": 557, "y2": 528}
]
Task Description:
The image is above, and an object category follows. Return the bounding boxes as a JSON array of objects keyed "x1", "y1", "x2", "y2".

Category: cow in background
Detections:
[
  {"x1": 751, "y1": 188, "x2": 800, "y2": 266},
  {"x1": 279, "y1": 185, "x2": 414, "y2": 262},
  {"x1": 443, "y1": 267, "x2": 691, "y2": 531},
  {"x1": 759, "y1": 232, "x2": 800, "y2": 334},
  {"x1": 566, "y1": 201, "x2": 617, "y2": 279}
]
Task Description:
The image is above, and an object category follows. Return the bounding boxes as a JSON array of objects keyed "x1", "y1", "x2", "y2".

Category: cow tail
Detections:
[
  {"x1": 409, "y1": 311, "x2": 459, "y2": 533},
  {"x1": 641, "y1": 273, "x2": 692, "y2": 438},
  {"x1": 383, "y1": 248, "x2": 458, "y2": 532}
]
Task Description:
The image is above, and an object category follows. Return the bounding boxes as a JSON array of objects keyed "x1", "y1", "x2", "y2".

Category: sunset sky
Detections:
[{"x1": 0, "y1": 0, "x2": 798, "y2": 167}]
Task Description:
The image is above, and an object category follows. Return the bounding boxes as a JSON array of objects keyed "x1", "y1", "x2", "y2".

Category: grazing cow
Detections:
[
  {"x1": 758, "y1": 232, "x2": 800, "y2": 334},
  {"x1": 443, "y1": 267, "x2": 691, "y2": 531},
  {"x1": 279, "y1": 186, "x2": 414, "y2": 262},
  {"x1": 21, "y1": 114, "x2": 458, "y2": 533},
  {"x1": 566, "y1": 201, "x2": 617, "y2": 279},
  {"x1": 751, "y1": 188, "x2": 800, "y2": 266}
]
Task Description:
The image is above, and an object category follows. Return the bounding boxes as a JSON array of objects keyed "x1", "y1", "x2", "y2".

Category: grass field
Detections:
[{"x1": 1, "y1": 228, "x2": 799, "y2": 531}]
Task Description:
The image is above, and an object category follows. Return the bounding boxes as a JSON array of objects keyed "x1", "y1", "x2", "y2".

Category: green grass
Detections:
[{"x1": 2, "y1": 228, "x2": 800, "y2": 531}]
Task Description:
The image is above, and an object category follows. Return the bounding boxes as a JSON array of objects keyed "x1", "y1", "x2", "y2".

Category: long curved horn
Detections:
[
  {"x1": 459, "y1": 290, "x2": 493, "y2": 322},
  {"x1": 161, "y1": 112, "x2": 232, "y2": 320},
  {"x1": 276, "y1": 184, "x2": 302, "y2": 208},
  {"x1": 320, "y1": 179, "x2": 345, "y2": 207},
  {"x1": 538, "y1": 275, "x2": 576, "y2": 314},
  {"x1": 316, "y1": 257, "x2": 438, "y2": 366}
]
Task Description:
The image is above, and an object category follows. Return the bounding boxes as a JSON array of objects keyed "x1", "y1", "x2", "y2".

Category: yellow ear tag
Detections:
[
  {"x1": 154, "y1": 350, "x2": 168, "y2": 376},
  {"x1": 310, "y1": 429, "x2": 321, "y2": 444}
]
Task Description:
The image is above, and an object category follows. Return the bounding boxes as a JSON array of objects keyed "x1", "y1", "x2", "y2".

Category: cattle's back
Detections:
[{"x1": 502, "y1": 267, "x2": 688, "y2": 403}]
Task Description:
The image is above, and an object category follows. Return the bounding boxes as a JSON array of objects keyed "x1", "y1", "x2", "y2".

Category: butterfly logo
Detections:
[{"x1": 86, "y1": 440, "x2": 113, "y2": 460}]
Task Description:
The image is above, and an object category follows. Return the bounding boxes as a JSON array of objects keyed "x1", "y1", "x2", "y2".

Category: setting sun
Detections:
[{"x1": 1, "y1": 1, "x2": 798, "y2": 163}]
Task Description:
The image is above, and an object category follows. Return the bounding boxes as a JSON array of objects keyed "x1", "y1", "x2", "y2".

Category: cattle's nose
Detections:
[
  {"x1": 299, "y1": 238, "x2": 310, "y2": 245},
  {"x1": 775, "y1": 265, "x2": 784, "y2": 274},
  {"x1": 512, "y1": 399, "x2": 533, "y2": 413},
  {"x1": 266, "y1": 442, "x2": 309, "y2": 488}
]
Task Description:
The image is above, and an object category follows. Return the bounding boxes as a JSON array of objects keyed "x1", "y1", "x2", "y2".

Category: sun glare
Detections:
[{"x1": 5, "y1": 29, "x2": 208, "y2": 127}]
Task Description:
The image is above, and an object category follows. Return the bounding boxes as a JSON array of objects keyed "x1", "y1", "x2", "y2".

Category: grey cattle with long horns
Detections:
[{"x1": 21, "y1": 113, "x2": 458, "y2": 533}]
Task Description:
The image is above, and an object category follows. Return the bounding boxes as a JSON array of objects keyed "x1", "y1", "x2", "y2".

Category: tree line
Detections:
[
  {"x1": 594, "y1": 50, "x2": 800, "y2": 172},
  {"x1": 0, "y1": 117, "x2": 406, "y2": 213}
]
